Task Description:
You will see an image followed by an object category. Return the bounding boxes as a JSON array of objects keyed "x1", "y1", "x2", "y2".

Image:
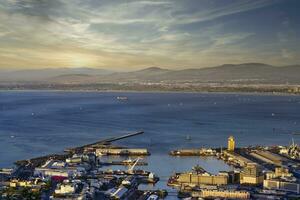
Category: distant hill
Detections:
[
  {"x1": 1, "y1": 63, "x2": 300, "y2": 84},
  {"x1": 68, "y1": 63, "x2": 300, "y2": 84},
  {"x1": 0, "y1": 67, "x2": 113, "y2": 82},
  {"x1": 93, "y1": 66, "x2": 172, "y2": 82},
  {"x1": 157, "y1": 63, "x2": 300, "y2": 83}
]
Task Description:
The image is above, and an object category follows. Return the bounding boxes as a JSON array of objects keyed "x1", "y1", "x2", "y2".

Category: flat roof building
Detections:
[
  {"x1": 224, "y1": 151, "x2": 254, "y2": 167},
  {"x1": 250, "y1": 150, "x2": 288, "y2": 166},
  {"x1": 96, "y1": 148, "x2": 149, "y2": 156},
  {"x1": 264, "y1": 179, "x2": 300, "y2": 194},
  {"x1": 192, "y1": 189, "x2": 250, "y2": 199},
  {"x1": 176, "y1": 172, "x2": 228, "y2": 186},
  {"x1": 240, "y1": 163, "x2": 264, "y2": 185}
]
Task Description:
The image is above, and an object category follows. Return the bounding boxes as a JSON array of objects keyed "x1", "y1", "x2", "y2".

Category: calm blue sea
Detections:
[{"x1": 0, "y1": 91, "x2": 300, "y2": 196}]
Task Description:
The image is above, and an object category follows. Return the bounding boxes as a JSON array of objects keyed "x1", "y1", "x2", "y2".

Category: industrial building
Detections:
[
  {"x1": 10, "y1": 180, "x2": 33, "y2": 188},
  {"x1": 176, "y1": 172, "x2": 228, "y2": 186},
  {"x1": 240, "y1": 163, "x2": 264, "y2": 185},
  {"x1": 34, "y1": 167, "x2": 76, "y2": 178},
  {"x1": 224, "y1": 151, "x2": 253, "y2": 167},
  {"x1": 54, "y1": 183, "x2": 77, "y2": 195},
  {"x1": 192, "y1": 189, "x2": 250, "y2": 199},
  {"x1": 250, "y1": 150, "x2": 288, "y2": 166},
  {"x1": 96, "y1": 148, "x2": 149, "y2": 156},
  {"x1": 34, "y1": 159, "x2": 85, "y2": 178},
  {"x1": 219, "y1": 171, "x2": 240, "y2": 184},
  {"x1": 266, "y1": 167, "x2": 293, "y2": 180},
  {"x1": 264, "y1": 179, "x2": 300, "y2": 194},
  {"x1": 264, "y1": 167, "x2": 300, "y2": 194}
]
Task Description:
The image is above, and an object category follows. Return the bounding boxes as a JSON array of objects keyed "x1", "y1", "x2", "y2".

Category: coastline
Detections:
[{"x1": 0, "y1": 88, "x2": 299, "y2": 96}]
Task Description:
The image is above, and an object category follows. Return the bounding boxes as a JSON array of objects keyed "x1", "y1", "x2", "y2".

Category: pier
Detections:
[
  {"x1": 15, "y1": 131, "x2": 145, "y2": 168},
  {"x1": 65, "y1": 131, "x2": 144, "y2": 153}
]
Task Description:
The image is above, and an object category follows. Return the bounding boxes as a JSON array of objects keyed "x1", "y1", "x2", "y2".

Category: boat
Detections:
[
  {"x1": 147, "y1": 194, "x2": 159, "y2": 200},
  {"x1": 116, "y1": 96, "x2": 128, "y2": 100},
  {"x1": 186, "y1": 135, "x2": 191, "y2": 140}
]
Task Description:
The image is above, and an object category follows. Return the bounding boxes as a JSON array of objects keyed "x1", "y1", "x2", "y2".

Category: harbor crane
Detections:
[{"x1": 127, "y1": 157, "x2": 141, "y2": 174}]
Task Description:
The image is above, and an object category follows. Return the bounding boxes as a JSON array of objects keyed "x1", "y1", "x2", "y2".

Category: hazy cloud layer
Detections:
[{"x1": 0, "y1": 0, "x2": 299, "y2": 70}]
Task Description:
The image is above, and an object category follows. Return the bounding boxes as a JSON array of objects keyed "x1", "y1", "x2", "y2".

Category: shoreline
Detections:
[{"x1": 0, "y1": 88, "x2": 299, "y2": 96}]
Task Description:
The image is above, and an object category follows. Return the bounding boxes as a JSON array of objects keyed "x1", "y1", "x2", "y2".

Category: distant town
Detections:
[
  {"x1": 1, "y1": 82, "x2": 300, "y2": 95},
  {"x1": 1, "y1": 64, "x2": 300, "y2": 94},
  {"x1": 1, "y1": 131, "x2": 300, "y2": 199}
]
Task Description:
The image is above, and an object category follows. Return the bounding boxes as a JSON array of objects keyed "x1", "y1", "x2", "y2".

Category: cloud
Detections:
[
  {"x1": 281, "y1": 49, "x2": 294, "y2": 59},
  {"x1": 213, "y1": 33, "x2": 255, "y2": 46},
  {"x1": 169, "y1": 0, "x2": 279, "y2": 25},
  {"x1": 0, "y1": 0, "x2": 298, "y2": 69}
]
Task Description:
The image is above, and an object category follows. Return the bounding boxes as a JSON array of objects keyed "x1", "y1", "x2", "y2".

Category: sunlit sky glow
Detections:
[{"x1": 0, "y1": 0, "x2": 299, "y2": 70}]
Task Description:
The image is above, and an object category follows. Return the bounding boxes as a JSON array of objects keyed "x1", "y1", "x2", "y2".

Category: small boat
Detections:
[
  {"x1": 186, "y1": 135, "x2": 191, "y2": 140},
  {"x1": 116, "y1": 96, "x2": 128, "y2": 100},
  {"x1": 121, "y1": 159, "x2": 136, "y2": 165}
]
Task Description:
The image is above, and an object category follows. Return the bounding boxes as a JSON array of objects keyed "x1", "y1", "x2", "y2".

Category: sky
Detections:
[{"x1": 0, "y1": 0, "x2": 299, "y2": 70}]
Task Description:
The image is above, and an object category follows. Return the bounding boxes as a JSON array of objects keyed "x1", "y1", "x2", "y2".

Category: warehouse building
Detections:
[
  {"x1": 264, "y1": 179, "x2": 300, "y2": 194},
  {"x1": 250, "y1": 150, "x2": 288, "y2": 166},
  {"x1": 240, "y1": 163, "x2": 264, "y2": 185},
  {"x1": 192, "y1": 189, "x2": 250, "y2": 199},
  {"x1": 96, "y1": 148, "x2": 149, "y2": 156},
  {"x1": 176, "y1": 172, "x2": 228, "y2": 186}
]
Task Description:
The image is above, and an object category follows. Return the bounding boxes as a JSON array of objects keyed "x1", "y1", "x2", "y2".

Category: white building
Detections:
[{"x1": 55, "y1": 183, "x2": 76, "y2": 195}]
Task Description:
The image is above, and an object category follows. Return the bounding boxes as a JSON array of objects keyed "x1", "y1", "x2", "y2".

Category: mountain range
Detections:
[
  {"x1": 0, "y1": 63, "x2": 300, "y2": 84},
  {"x1": 0, "y1": 67, "x2": 112, "y2": 82}
]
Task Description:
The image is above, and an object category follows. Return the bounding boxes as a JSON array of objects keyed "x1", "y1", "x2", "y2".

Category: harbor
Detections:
[
  {"x1": 0, "y1": 130, "x2": 232, "y2": 199},
  {"x1": 1, "y1": 0, "x2": 300, "y2": 198},
  {"x1": 166, "y1": 136, "x2": 300, "y2": 199},
  {"x1": 2, "y1": 131, "x2": 300, "y2": 199},
  {"x1": 1, "y1": 92, "x2": 300, "y2": 199},
  {"x1": 0, "y1": 132, "x2": 165, "y2": 199}
]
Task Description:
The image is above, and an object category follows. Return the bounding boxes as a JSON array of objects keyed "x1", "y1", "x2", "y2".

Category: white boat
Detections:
[{"x1": 116, "y1": 96, "x2": 128, "y2": 100}]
